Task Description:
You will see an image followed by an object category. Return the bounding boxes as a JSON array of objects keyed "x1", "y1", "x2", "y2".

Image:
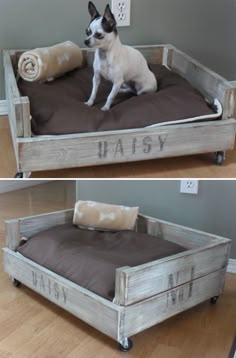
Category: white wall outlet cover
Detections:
[
  {"x1": 180, "y1": 180, "x2": 199, "y2": 195},
  {"x1": 111, "y1": 0, "x2": 131, "y2": 27}
]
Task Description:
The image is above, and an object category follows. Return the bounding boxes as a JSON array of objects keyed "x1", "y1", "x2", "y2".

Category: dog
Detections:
[{"x1": 84, "y1": 1, "x2": 158, "y2": 111}]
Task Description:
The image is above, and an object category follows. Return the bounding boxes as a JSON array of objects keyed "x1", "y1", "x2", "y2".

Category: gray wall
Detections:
[
  {"x1": 77, "y1": 180, "x2": 236, "y2": 259},
  {"x1": 1, "y1": 0, "x2": 236, "y2": 99}
]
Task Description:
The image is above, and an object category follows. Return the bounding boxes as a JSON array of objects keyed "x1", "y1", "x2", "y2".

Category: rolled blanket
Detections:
[
  {"x1": 73, "y1": 200, "x2": 139, "y2": 231},
  {"x1": 18, "y1": 41, "x2": 83, "y2": 82}
]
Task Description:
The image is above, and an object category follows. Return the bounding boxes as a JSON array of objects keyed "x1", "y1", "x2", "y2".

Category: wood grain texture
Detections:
[
  {"x1": 0, "y1": 181, "x2": 76, "y2": 234},
  {"x1": 0, "y1": 186, "x2": 235, "y2": 357},
  {"x1": 115, "y1": 243, "x2": 230, "y2": 306},
  {"x1": 17, "y1": 119, "x2": 236, "y2": 173},
  {"x1": 170, "y1": 46, "x2": 236, "y2": 120},
  {"x1": 3, "y1": 249, "x2": 121, "y2": 340},
  {"x1": 121, "y1": 268, "x2": 226, "y2": 338},
  {"x1": 4, "y1": 45, "x2": 236, "y2": 176},
  {"x1": 5, "y1": 209, "x2": 74, "y2": 250},
  {"x1": 4, "y1": 52, "x2": 19, "y2": 167},
  {"x1": 3, "y1": 207, "x2": 231, "y2": 346},
  {"x1": 3, "y1": 51, "x2": 31, "y2": 138},
  {"x1": 114, "y1": 213, "x2": 231, "y2": 305},
  {"x1": 2, "y1": 113, "x2": 236, "y2": 178},
  {"x1": 137, "y1": 214, "x2": 230, "y2": 248}
]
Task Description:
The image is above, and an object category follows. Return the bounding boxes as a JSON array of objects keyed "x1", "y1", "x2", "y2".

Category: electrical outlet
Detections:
[
  {"x1": 111, "y1": 0, "x2": 131, "y2": 27},
  {"x1": 180, "y1": 180, "x2": 199, "y2": 195}
]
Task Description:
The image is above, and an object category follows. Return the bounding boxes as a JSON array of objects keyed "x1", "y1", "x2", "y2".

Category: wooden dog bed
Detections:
[
  {"x1": 3, "y1": 209, "x2": 231, "y2": 351},
  {"x1": 4, "y1": 44, "x2": 236, "y2": 177}
]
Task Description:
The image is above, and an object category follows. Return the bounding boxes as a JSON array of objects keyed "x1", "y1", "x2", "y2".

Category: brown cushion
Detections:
[
  {"x1": 17, "y1": 223, "x2": 186, "y2": 301},
  {"x1": 18, "y1": 64, "x2": 217, "y2": 136}
]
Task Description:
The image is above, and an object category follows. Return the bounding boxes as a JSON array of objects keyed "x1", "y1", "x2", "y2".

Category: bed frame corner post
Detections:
[
  {"x1": 162, "y1": 44, "x2": 174, "y2": 68},
  {"x1": 15, "y1": 96, "x2": 32, "y2": 138},
  {"x1": 229, "y1": 82, "x2": 236, "y2": 120},
  {"x1": 114, "y1": 266, "x2": 129, "y2": 306},
  {"x1": 3, "y1": 49, "x2": 31, "y2": 138},
  {"x1": 5, "y1": 219, "x2": 20, "y2": 250}
]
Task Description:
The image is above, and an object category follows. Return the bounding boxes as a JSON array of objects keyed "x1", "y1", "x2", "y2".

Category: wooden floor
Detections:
[
  {"x1": 1, "y1": 116, "x2": 236, "y2": 178},
  {"x1": 0, "y1": 182, "x2": 235, "y2": 357}
]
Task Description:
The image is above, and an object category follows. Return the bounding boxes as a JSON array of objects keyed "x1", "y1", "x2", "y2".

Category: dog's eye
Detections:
[
  {"x1": 94, "y1": 32, "x2": 104, "y2": 40},
  {"x1": 86, "y1": 28, "x2": 92, "y2": 36}
]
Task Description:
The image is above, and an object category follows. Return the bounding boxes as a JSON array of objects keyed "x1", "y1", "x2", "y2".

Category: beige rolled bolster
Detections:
[
  {"x1": 73, "y1": 201, "x2": 139, "y2": 231},
  {"x1": 18, "y1": 41, "x2": 83, "y2": 82}
]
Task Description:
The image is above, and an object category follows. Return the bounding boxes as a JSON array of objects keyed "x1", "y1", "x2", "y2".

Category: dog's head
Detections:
[{"x1": 84, "y1": 2, "x2": 117, "y2": 49}]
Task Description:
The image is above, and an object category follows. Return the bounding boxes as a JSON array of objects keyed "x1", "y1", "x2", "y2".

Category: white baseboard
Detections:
[
  {"x1": 227, "y1": 259, "x2": 236, "y2": 273},
  {"x1": 0, "y1": 100, "x2": 8, "y2": 116}
]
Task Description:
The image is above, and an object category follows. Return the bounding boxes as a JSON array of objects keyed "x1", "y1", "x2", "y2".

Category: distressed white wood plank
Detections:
[
  {"x1": 115, "y1": 242, "x2": 230, "y2": 305},
  {"x1": 5, "y1": 220, "x2": 20, "y2": 251},
  {"x1": 162, "y1": 45, "x2": 174, "y2": 68},
  {"x1": 3, "y1": 50, "x2": 31, "y2": 138},
  {"x1": 17, "y1": 119, "x2": 236, "y2": 172},
  {"x1": 19, "y1": 209, "x2": 74, "y2": 239},
  {"x1": 122, "y1": 268, "x2": 226, "y2": 337},
  {"x1": 229, "y1": 81, "x2": 236, "y2": 119},
  {"x1": 137, "y1": 213, "x2": 231, "y2": 248},
  {"x1": 227, "y1": 259, "x2": 236, "y2": 273},
  {"x1": 4, "y1": 51, "x2": 19, "y2": 165},
  {"x1": 5, "y1": 45, "x2": 236, "y2": 173},
  {"x1": 3, "y1": 248, "x2": 120, "y2": 340},
  {"x1": 3, "y1": 209, "x2": 230, "y2": 344},
  {"x1": 5, "y1": 209, "x2": 74, "y2": 250},
  {"x1": 170, "y1": 48, "x2": 235, "y2": 119}
]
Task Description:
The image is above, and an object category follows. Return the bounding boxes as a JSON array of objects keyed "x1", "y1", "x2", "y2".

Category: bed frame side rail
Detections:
[
  {"x1": 136, "y1": 213, "x2": 230, "y2": 248},
  {"x1": 121, "y1": 267, "x2": 226, "y2": 338},
  {"x1": 5, "y1": 208, "x2": 74, "y2": 250},
  {"x1": 114, "y1": 241, "x2": 231, "y2": 306},
  {"x1": 165, "y1": 45, "x2": 236, "y2": 120},
  {"x1": 3, "y1": 50, "x2": 31, "y2": 138},
  {"x1": 3, "y1": 248, "x2": 122, "y2": 341},
  {"x1": 114, "y1": 214, "x2": 231, "y2": 306}
]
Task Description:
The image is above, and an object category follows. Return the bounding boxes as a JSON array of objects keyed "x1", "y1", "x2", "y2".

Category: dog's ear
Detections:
[
  {"x1": 103, "y1": 4, "x2": 116, "y2": 29},
  {"x1": 88, "y1": 1, "x2": 100, "y2": 20}
]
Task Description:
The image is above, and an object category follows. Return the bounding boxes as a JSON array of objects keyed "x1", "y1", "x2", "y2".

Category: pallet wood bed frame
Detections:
[
  {"x1": 3, "y1": 209, "x2": 231, "y2": 351},
  {"x1": 3, "y1": 44, "x2": 236, "y2": 177}
]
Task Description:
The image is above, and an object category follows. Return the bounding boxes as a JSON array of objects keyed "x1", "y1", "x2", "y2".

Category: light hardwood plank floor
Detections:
[
  {"x1": 1, "y1": 117, "x2": 236, "y2": 178},
  {"x1": 0, "y1": 182, "x2": 235, "y2": 357}
]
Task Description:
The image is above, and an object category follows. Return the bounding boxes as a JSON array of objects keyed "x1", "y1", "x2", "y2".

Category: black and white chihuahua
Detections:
[{"x1": 84, "y1": 1, "x2": 158, "y2": 111}]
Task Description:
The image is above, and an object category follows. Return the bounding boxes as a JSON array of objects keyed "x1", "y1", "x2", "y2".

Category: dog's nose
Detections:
[{"x1": 84, "y1": 39, "x2": 90, "y2": 47}]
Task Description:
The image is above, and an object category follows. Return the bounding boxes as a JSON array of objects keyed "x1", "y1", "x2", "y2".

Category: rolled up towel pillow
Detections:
[
  {"x1": 73, "y1": 201, "x2": 139, "y2": 231},
  {"x1": 18, "y1": 41, "x2": 83, "y2": 82}
]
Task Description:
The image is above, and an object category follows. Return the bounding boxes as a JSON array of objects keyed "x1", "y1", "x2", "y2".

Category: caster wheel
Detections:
[
  {"x1": 210, "y1": 296, "x2": 219, "y2": 304},
  {"x1": 118, "y1": 338, "x2": 133, "y2": 352},
  {"x1": 12, "y1": 278, "x2": 21, "y2": 287},
  {"x1": 15, "y1": 172, "x2": 24, "y2": 178},
  {"x1": 215, "y1": 151, "x2": 225, "y2": 166}
]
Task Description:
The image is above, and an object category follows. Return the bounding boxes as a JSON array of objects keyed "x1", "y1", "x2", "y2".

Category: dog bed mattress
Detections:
[
  {"x1": 18, "y1": 64, "x2": 220, "y2": 136},
  {"x1": 17, "y1": 223, "x2": 186, "y2": 301}
]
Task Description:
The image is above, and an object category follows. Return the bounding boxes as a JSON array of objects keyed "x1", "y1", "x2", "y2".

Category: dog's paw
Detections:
[
  {"x1": 101, "y1": 105, "x2": 110, "y2": 111},
  {"x1": 85, "y1": 101, "x2": 94, "y2": 107}
]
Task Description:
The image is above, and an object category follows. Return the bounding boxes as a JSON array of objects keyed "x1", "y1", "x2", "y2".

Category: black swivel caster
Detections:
[
  {"x1": 210, "y1": 296, "x2": 219, "y2": 304},
  {"x1": 15, "y1": 172, "x2": 24, "y2": 178},
  {"x1": 118, "y1": 338, "x2": 133, "y2": 352},
  {"x1": 215, "y1": 151, "x2": 225, "y2": 166},
  {"x1": 12, "y1": 278, "x2": 21, "y2": 287}
]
